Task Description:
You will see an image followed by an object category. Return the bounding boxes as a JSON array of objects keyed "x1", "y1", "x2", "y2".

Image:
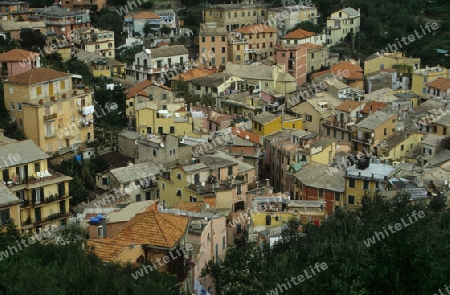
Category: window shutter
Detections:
[{"x1": 32, "y1": 189, "x2": 36, "y2": 204}]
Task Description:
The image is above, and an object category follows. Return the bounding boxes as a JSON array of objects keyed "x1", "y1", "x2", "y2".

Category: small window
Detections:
[
  {"x1": 335, "y1": 192, "x2": 340, "y2": 201},
  {"x1": 221, "y1": 36, "x2": 225, "y2": 42},
  {"x1": 162, "y1": 93, "x2": 167, "y2": 99},
  {"x1": 348, "y1": 195, "x2": 355, "y2": 204},
  {"x1": 10, "y1": 102, "x2": 14, "y2": 110},
  {"x1": 176, "y1": 189, "x2": 182, "y2": 197},
  {"x1": 348, "y1": 178, "x2": 355, "y2": 188},
  {"x1": 190, "y1": 196, "x2": 196, "y2": 202},
  {"x1": 170, "y1": 126, "x2": 175, "y2": 134},
  {"x1": 211, "y1": 36, "x2": 215, "y2": 42},
  {"x1": 177, "y1": 173, "x2": 182, "y2": 180},
  {"x1": 8, "y1": 86, "x2": 13, "y2": 94},
  {"x1": 363, "y1": 180, "x2": 369, "y2": 190}
]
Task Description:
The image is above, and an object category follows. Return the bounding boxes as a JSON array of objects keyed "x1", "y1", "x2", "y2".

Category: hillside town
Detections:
[{"x1": 0, "y1": 0, "x2": 449, "y2": 294}]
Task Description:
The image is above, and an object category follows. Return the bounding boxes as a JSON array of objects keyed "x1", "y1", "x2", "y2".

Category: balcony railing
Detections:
[
  {"x1": 45, "y1": 133, "x2": 56, "y2": 139},
  {"x1": 323, "y1": 119, "x2": 355, "y2": 130},
  {"x1": 21, "y1": 194, "x2": 70, "y2": 208}
]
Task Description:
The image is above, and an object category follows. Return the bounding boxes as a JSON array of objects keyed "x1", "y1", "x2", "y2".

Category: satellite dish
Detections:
[
  {"x1": 145, "y1": 49, "x2": 151, "y2": 54},
  {"x1": 201, "y1": 181, "x2": 205, "y2": 187},
  {"x1": 245, "y1": 135, "x2": 249, "y2": 140},
  {"x1": 160, "y1": 142, "x2": 165, "y2": 147}
]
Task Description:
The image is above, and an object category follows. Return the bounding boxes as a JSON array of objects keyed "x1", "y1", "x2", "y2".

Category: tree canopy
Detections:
[{"x1": 203, "y1": 191, "x2": 450, "y2": 294}]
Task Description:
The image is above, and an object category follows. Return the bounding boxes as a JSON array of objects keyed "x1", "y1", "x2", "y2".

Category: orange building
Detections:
[{"x1": 199, "y1": 23, "x2": 229, "y2": 68}]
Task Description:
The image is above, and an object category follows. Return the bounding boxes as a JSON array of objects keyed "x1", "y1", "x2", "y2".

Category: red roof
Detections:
[
  {"x1": 125, "y1": 80, "x2": 171, "y2": 99},
  {"x1": 233, "y1": 24, "x2": 277, "y2": 34},
  {"x1": 428, "y1": 77, "x2": 450, "y2": 91},
  {"x1": 335, "y1": 100, "x2": 364, "y2": 112},
  {"x1": 231, "y1": 127, "x2": 260, "y2": 144},
  {"x1": 362, "y1": 101, "x2": 387, "y2": 114},
  {"x1": 282, "y1": 29, "x2": 315, "y2": 39},
  {"x1": 312, "y1": 61, "x2": 363, "y2": 80},
  {"x1": 0, "y1": 49, "x2": 39, "y2": 62}
]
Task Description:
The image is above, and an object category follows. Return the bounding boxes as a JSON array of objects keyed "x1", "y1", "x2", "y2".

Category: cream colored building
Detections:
[
  {"x1": 0, "y1": 136, "x2": 72, "y2": 234},
  {"x1": 412, "y1": 66, "x2": 449, "y2": 97},
  {"x1": 325, "y1": 7, "x2": 360, "y2": 46},
  {"x1": 204, "y1": 0, "x2": 270, "y2": 32},
  {"x1": 268, "y1": 5, "x2": 319, "y2": 37},
  {"x1": 228, "y1": 24, "x2": 278, "y2": 63},
  {"x1": 4, "y1": 68, "x2": 95, "y2": 154},
  {"x1": 364, "y1": 52, "x2": 421, "y2": 76},
  {"x1": 73, "y1": 27, "x2": 115, "y2": 59}
]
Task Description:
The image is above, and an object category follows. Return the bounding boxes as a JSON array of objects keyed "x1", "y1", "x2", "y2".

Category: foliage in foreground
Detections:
[
  {"x1": 203, "y1": 192, "x2": 450, "y2": 295},
  {"x1": 0, "y1": 224, "x2": 179, "y2": 295}
]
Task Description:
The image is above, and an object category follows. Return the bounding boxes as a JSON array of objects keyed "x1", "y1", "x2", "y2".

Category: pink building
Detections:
[
  {"x1": 274, "y1": 44, "x2": 307, "y2": 86},
  {"x1": 0, "y1": 49, "x2": 40, "y2": 82}
]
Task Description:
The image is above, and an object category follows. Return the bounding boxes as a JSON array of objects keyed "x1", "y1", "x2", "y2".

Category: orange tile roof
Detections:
[
  {"x1": 171, "y1": 67, "x2": 215, "y2": 81},
  {"x1": 156, "y1": 41, "x2": 170, "y2": 48},
  {"x1": 172, "y1": 202, "x2": 205, "y2": 212},
  {"x1": 233, "y1": 24, "x2": 277, "y2": 34},
  {"x1": 125, "y1": 80, "x2": 171, "y2": 99},
  {"x1": 335, "y1": 100, "x2": 364, "y2": 112},
  {"x1": 301, "y1": 42, "x2": 324, "y2": 50},
  {"x1": 113, "y1": 209, "x2": 188, "y2": 250},
  {"x1": 210, "y1": 113, "x2": 233, "y2": 123},
  {"x1": 312, "y1": 61, "x2": 363, "y2": 80},
  {"x1": 362, "y1": 101, "x2": 387, "y2": 114},
  {"x1": 282, "y1": 29, "x2": 315, "y2": 39},
  {"x1": 224, "y1": 145, "x2": 259, "y2": 156},
  {"x1": 428, "y1": 77, "x2": 450, "y2": 91},
  {"x1": 126, "y1": 11, "x2": 160, "y2": 19},
  {"x1": 0, "y1": 49, "x2": 39, "y2": 62},
  {"x1": 231, "y1": 127, "x2": 260, "y2": 144},
  {"x1": 86, "y1": 238, "x2": 127, "y2": 262},
  {"x1": 7, "y1": 68, "x2": 70, "y2": 85}
]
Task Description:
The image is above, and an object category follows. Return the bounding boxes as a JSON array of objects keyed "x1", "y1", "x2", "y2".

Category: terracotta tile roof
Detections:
[
  {"x1": 156, "y1": 41, "x2": 170, "y2": 48},
  {"x1": 126, "y1": 11, "x2": 160, "y2": 19},
  {"x1": 312, "y1": 61, "x2": 363, "y2": 80},
  {"x1": 233, "y1": 24, "x2": 277, "y2": 34},
  {"x1": 282, "y1": 29, "x2": 315, "y2": 39},
  {"x1": 224, "y1": 145, "x2": 259, "y2": 156},
  {"x1": 335, "y1": 100, "x2": 364, "y2": 112},
  {"x1": 209, "y1": 113, "x2": 233, "y2": 123},
  {"x1": 86, "y1": 238, "x2": 127, "y2": 262},
  {"x1": 362, "y1": 101, "x2": 387, "y2": 114},
  {"x1": 125, "y1": 80, "x2": 171, "y2": 99},
  {"x1": 428, "y1": 77, "x2": 450, "y2": 91},
  {"x1": 7, "y1": 68, "x2": 70, "y2": 85},
  {"x1": 231, "y1": 127, "x2": 260, "y2": 144},
  {"x1": 113, "y1": 209, "x2": 188, "y2": 250},
  {"x1": 172, "y1": 202, "x2": 205, "y2": 212},
  {"x1": 171, "y1": 67, "x2": 215, "y2": 81},
  {"x1": 0, "y1": 49, "x2": 39, "y2": 62},
  {"x1": 301, "y1": 42, "x2": 324, "y2": 50}
]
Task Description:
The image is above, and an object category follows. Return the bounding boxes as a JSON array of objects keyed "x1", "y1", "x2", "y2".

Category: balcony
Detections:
[
  {"x1": 44, "y1": 113, "x2": 57, "y2": 121},
  {"x1": 244, "y1": 48, "x2": 255, "y2": 53},
  {"x1": 45, "y1": 133, "x2": 56, "y2": 139},
  {"x1": 323, "y1": 119, "x2": 355, "y2": 131},
  {"x1": 20, "y1": 194, "x2": 70, "y2": 208},
  {"x1": 26, "y1": 212, "x2": 71, "y2": 227}
]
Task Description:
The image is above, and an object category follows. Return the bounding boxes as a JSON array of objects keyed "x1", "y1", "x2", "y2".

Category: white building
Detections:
[
  {"x1": 325, "y1": 7, "x2": 360, "y2": 46},
  {"x1": 125, "y1": 45, "x2": 189, "y2": 83}
]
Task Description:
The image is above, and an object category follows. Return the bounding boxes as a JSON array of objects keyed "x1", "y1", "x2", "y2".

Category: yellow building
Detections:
[
  {"x1": 228, "y1": 24, "x2": 277, "y2": 63},
  {"x1": 345, "y1": 160, "x2": 395, "y2": 206},
  {"x1": 251, "y1": 111, "x2": 303, "y2": 136},
  {"x1": 325, "y1": 7, "x2": 361, "y2": 46},
  {"x1": 412, "y1": 66, "x2": 449, "y2": 97},
  {"x1": 0, "y1": 138, "x2": 72, "y2": 234},
  {"x1": 0, "y1": 183, "x2": 21, "y2": 231},
  {"x1": 73, "y1": 27, "x2": 115, "y2": 59},
  {"x1": 364, "y1": 52, "x2": 421, "y2": 76},
  {"x1": 204, "y1": 1, "x2": 270, "y2": 32},
  {"x1": 135, "y1": 102, "x2": 194, "y2": 137},
  {"x1": 4, "y1": 68, "x2": 95, "y2": 154},
  {"x1": 377, "y1": 131, "x2": 422, "y2": 162}
]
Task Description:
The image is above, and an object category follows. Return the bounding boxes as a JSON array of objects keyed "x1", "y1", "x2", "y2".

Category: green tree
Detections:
[
  {"x1": 142, "y1": 23, "x2": 153, "y2": 37},
  {"x1": 287, "y1": 20, "x2": 324, "y2": 34},
  {"x1": 161, "y1": 25, "x2": 172, "y2": 36},
  {"x1": 19, "y1": 28, "x2": 46, "y2": 51}
]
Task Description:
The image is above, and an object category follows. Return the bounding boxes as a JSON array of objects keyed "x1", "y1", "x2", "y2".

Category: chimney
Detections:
[
  {"x1": 369, "y1": 106, "x2": 372, "y2": 115},
  {"x1": 266, "y1": 178, "x2": 270, "y2": 186}
]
